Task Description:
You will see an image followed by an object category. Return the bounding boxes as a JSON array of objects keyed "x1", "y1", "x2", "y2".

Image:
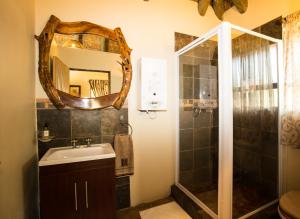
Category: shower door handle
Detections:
[
  {"x1": 85, "y1": 181, "x2": 89, "y2": 209},
  {"x1": 74, "y1": 182, "x2": 78, "y2": 211}
]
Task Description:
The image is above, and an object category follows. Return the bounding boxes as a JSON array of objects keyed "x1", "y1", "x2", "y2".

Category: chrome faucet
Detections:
[
  {"x1": 85, "y1": 138, "x2": 92, "y2": 147},
  {"x1": 71, "y1": 139, "x2": 79, "y2": 148}
]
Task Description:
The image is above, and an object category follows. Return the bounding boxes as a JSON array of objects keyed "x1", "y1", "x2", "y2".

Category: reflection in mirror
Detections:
[{"x1": 50, "y1": 33, "x2": 123, "y2": 98}]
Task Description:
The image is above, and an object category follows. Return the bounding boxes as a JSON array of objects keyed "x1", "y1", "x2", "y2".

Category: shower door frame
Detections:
[{"x1": 175, "y1": 22, "x2": 283, "y2": 219}]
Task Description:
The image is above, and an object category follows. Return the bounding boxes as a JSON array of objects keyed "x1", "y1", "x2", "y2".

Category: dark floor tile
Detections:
[
  {"x1": 171, "y1": 185, "x2": 211, "y2": 219},
  {"x1": 37, "y1": 109, "x2": 71, "y2": 139},
  {"x1": 71, "y1": 109, "x2": 101, "y2": 138}
]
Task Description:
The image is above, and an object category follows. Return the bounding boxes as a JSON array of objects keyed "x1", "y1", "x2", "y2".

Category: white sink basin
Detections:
[{"x1": 39, "y1": 143, "x2": 115, "y2": 166}]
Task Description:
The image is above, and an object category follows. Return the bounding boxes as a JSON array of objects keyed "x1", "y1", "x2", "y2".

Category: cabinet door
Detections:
[
  {"x1": 40, "y1": 173, "x2": 81, "y2": 219},
  {"x1": 81, "y1": 167, "x2": 116, "y2": 219}
]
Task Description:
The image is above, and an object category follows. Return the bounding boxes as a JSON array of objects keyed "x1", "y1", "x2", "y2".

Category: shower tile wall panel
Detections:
[
  {"x1": 179, "y1": 58, "x2": 219, "y2": 191},
  {"x1": 233, "y1": 109, "x2": 278, "y2": 197}
]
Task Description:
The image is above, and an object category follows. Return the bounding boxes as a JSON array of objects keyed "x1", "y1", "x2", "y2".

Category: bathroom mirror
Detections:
[{"x1": 36, "y1": 15, "x2": 132, "y2": 110}]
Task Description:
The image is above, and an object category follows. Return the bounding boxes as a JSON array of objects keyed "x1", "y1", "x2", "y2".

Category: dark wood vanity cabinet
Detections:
[{"x1": 39, "y1": 158, "x2": 116, "y2": 219}]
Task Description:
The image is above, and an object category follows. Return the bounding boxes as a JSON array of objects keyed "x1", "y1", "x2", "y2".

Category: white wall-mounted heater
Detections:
[{"x1": 138, "y1": 57, "x2": 167, "y2": 111}]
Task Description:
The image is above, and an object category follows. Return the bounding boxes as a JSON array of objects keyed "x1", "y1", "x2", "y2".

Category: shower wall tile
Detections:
[
  {"x1": 213, "y1": 108, "x2": 218, "y2": 127},
  {"x1": 194, "y1": 111, "x2": 211, "y2": 128},
  {"x1": 194, "y1": 128, "x2": 210, "y2": 148},
  {"x1": 101, "y1": 135, "x2": 115, "y2": 145},
  {"x1": 240, "y1": 150, "x2": 261, "y2": 183},
  {"x1": 194, "y1": 148, "x2": 210, "y2": 169},
  {"x1": 198, "y1": 64, "x2": 210, "y2": 78},
  {"x1": 175, "y1": 32, "x2": 198, "y2": 52},
  {"x1": 180, "y1": 129, "x2": 193, "y2": 151},
  {"x1": 71, "y1": 109, "x2": 101, "y2": 138},
  {"x1": 261, "y1": 132, "x2": 278, "y2": 158},
  {"x1": 180, "y1": 151, "x2": 193, "y2": 171},
  {"x1": 37, "y1": 107, "x2": 128, "y2": 158},
  {"x1": 37, "y1": 109, "x2": 71, "y2": 139},
  {"x1": 261, "y1": 156, "x2": 278, "y2": 182},
  {"x1": 193, "y1": 167, "x2": 211, "y2": 183},
  {"x1": 211, "y1": 127, "x2": 218, "y2": 146},
  {"x1": 183, "y1": 64, "x2": 194, "y2": 77},
  {"x1": 180, "y1": 108, "x2": 193, "y2": 129},
  {"x1": 260, "y1": 180, "x2": 278, "y2": 198},
  {"x1": 183, "y1": 77, "x2": 194, "y2": 99},
  {"x1": 194, "y1": 79, "x2": 217, "y2": 100},
  {"x1": 116, "y1": 176, "x2": 130, "y2": 209},
  {"x1": 179, "y1": 170, "x2": 194, "y2": 188},
  {"x1": 100, "y1": 108, "x2": 128, "y2": 135}
]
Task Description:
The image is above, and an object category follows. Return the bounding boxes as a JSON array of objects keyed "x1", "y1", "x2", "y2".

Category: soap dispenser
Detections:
[
  {"x1": 38, "y1": 123, "x2": 54, "y2": 142},
  {"x1": 43, "y1": 123, "x2": 49, "y2": 137}
]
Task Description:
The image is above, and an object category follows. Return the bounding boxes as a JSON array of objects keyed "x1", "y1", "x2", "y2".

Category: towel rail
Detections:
[{"x1": 117, "y1": 122, "x2": 133, "y2": 136}]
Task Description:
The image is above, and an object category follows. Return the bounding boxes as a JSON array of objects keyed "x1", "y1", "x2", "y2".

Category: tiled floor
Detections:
[
  {"x1": 195, "y1": 184, "x2": 278, "y2": 218},
  {"x1": 117, "y1": 194, "x2": 280, "y2": 219}
]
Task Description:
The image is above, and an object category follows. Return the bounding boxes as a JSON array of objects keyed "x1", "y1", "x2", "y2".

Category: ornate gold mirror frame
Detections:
[{"x1": 35, "y1": 15, "x2": 132, "y2": 110}]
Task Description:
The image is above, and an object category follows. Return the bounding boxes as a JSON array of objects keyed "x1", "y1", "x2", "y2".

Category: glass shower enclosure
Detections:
[{"x1": 175, "y1": 22, "x2": 282, "y2": 219}]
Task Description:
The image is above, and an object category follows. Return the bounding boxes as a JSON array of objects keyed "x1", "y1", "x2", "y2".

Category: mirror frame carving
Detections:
[{"x1": 35, "y1": 15, "x2": 132, "y2": 110}]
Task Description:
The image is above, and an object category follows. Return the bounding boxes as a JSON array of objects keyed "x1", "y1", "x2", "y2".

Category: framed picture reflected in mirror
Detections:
[{"x1": 69, "y1": 85, "x2": 81, "y2": 97}]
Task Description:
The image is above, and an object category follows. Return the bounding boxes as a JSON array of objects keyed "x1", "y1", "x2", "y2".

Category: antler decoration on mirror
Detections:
[{"x1": 197, "y1": 0, "x2": 248, "y2": 20}]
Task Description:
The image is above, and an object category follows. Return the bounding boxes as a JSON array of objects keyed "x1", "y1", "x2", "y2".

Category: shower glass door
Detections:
[
  {"x1": 176, "y1": 23, "x2": 281, "y2": 219},
  {"x1": 231, "y1": 28, "x2": 280, "y2": 218},
  {"x1": 177, "y1": 33, "x2": 219, "y2": 218}
]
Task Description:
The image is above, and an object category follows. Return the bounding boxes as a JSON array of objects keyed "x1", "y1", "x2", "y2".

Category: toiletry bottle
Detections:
[{"x1": 43, "y1": 123, "x2": 49, "y2": 137}]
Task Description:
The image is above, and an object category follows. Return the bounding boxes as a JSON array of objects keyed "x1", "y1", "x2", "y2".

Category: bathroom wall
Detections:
[
  {"x1": 35, "y1": 0, "x2": 300, "y2": 206},
  {"x1": 35, "y1": 0, "x2": 221, "y2": 206},
  {"x1": 0, "y1": 0, "x2": 38, "y2": 218}
]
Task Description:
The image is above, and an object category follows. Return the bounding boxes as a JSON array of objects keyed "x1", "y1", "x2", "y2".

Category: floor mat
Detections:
[{"x1": 139, "y1": 201, "x2": 191, "y2": 219}]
